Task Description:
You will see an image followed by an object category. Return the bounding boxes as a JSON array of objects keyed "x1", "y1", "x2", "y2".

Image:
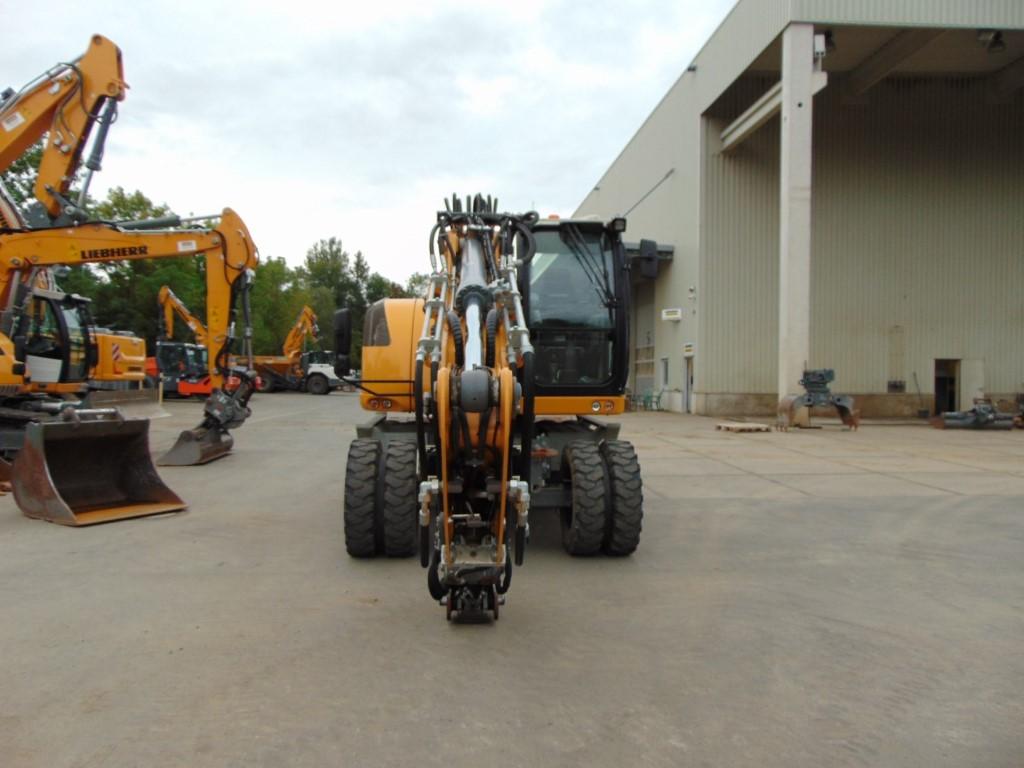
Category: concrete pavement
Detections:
[{"x1": 0, "y1": 394, "x2": 1021, "y2": 767}]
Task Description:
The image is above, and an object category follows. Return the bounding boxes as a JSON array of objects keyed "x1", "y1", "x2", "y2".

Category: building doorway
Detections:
[
  {"x1": 683, "y1": 356, "x2": 694, "y2": 413},
  {"x1": 934, "y1": 359, "x2": 959, "y2": 415}
]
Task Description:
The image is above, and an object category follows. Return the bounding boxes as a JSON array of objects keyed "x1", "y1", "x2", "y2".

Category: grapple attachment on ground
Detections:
[
  {"x1": 777, "y1": 369, "x2": 860, "y2": 431},
  {"x1": 933, "y1": 400, "x2": 1014, "y2": 430},
  {"x1": 12, "y1": 413, "x2": 185, "y2": 526}
]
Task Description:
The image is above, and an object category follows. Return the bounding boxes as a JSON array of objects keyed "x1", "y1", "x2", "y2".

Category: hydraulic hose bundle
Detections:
[{"x1": 415, "y1": 194, "x2": 538, "y2": 620}]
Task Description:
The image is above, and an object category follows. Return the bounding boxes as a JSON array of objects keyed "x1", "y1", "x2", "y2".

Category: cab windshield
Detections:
[{"x1": 528, "y1": 227, "x2": 616, "y2": 387}]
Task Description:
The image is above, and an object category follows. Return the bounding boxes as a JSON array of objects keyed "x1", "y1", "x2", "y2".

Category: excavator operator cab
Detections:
[
  {"x1": 156, "y1": 341, "x2": 207, "y2": 380},
  {"x1": 520, "y1": 218, "x2": 630, "y2": 397},
  {"x1": 15, "y1": 289, "x2": 96, "y2": 384},
  {"x1": 185, "y1": 344, "x2": 207, "y2": 378}
]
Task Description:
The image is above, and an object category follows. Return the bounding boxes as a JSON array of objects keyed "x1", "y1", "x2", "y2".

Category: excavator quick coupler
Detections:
[
  {"x1": 158, "y1": 370, "x2": 257, "y2": 466},
  {"x1": 12, "y1": 406, "x2": 185, "y2": 526}
]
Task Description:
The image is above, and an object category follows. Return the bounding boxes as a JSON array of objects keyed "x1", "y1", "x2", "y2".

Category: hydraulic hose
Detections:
[
  {"x1": 518, "y1": 349, "x2": 535, "y2": 485},
  {"x1": 446, "y1": 310, "x2": 465, "y2": 368},
  {"x1": 414, "y1": 358, "x2": 427, "y2": 479},
  {"x1": 484, "y1": 309, "x2": 498, "y2": 369}
]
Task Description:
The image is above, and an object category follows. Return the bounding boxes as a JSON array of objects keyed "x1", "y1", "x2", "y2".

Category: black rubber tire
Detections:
[
  {"x1": 255, "y1": 375, "x2": 275, "y2": 394},
  {"x1": 381, "y1": 441, "x2": 419, "y2": 557},
  {"x1": 600, "y1": 440, "x2": 643, "y2": 556},
  {"x1": 344, "y1": 438, "x2": 381, "y2": 557},
  {"x1": 307, "y1": 374, "x2": 330, "y2": 395},
  {"x1": 560, "y1": 441, "x2": 608, "y2": 556}
]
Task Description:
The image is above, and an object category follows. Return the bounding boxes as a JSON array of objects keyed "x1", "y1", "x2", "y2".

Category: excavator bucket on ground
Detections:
[
  {"x1": 11, "y1": 416, "x2": 185, "y2": 526},
  {"x1": 157, "y1": 376, "x2": 256, "y2": 466},
  {"x1": 157, "y1": 426, "x2": 232, "y2": 466},
  {"x1": 81, "y1": 388, "x2": 169, "y2": 420}
]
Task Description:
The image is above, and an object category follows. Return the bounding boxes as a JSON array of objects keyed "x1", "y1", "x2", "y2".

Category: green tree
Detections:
[
  {"x1": 249, "y1": 257, "x2": 312, "y2": 355},
  {"x1": 0, "y1": 140, "x2": 44, "y2": 209},
  {"x1": 405, "y1": 272, "x2": 430, "y2": 297}
]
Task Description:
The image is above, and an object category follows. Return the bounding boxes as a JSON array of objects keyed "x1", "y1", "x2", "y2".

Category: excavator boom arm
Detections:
[
  {"x1": 0, "y1": 208, "x2": 256, "y2": 388},
  {"x1": 0, "y1": 35, "x2": 126, "y2": 220}
]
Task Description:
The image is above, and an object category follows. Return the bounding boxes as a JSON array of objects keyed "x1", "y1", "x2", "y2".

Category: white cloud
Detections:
[{"x1": 3, "y1": 0, "x2": 734, "y2": 281}]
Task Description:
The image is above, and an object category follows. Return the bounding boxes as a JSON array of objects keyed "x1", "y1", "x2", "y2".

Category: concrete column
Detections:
[{"x1": 777, "y1": 23, "x2": 815, "y2": 401}]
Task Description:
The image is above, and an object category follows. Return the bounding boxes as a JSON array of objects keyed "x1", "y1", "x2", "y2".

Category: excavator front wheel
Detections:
[
  {"x1": 343, "y1": 438, "x2": 419, "y2": 558},
  {"x1": 560, "y1": 441, "x2": 608, "y2": 556},
  {"x1": 600, "y1": 440, "x2": 644, "y2": 556},
  {"x1": 381, "y1": 441, "x2": 418, "y2": 557},
  {"x1": 344, "y1": 438, "x2": 381, "y2": 557}
]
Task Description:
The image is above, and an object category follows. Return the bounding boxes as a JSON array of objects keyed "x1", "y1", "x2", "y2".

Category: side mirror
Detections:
[
  {"x1": 334, "y1": 309, "x2": 352, "y2": 377},
  {"x1": 335, "y1": 353, "x2": 351, "y2": 378},
  {"x1": 334, "y1": 308, "x2": 351, "y2": 355},
  {"x1": 638, "y1": 238, "x2": 658, "y2": 280}
]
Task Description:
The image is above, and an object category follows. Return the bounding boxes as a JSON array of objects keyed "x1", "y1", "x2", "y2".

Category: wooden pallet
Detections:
[{"x1": 715, "y1": 421, "x2": 771, "y2": 433}]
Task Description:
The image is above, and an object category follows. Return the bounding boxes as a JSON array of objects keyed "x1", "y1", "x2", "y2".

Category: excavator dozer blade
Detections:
[
  {"x1": 82, "y1": 389, "x2": 169, "y2": 420},
  {"x1": 157, "y1": 427, "x2": 233, "y2": 466},
  {"x1": 11, "y1": 419, "x2": 186, "y2": 526}
]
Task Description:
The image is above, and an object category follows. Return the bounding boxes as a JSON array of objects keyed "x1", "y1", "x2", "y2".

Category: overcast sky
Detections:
[{"x1": 5, "y1": 1, "x2": 734, "y2": 283}]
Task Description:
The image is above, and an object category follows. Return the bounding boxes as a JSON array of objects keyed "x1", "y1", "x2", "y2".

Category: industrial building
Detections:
[{"x1": 577, "y1": 0, "x2": 1024, "y2": 417}]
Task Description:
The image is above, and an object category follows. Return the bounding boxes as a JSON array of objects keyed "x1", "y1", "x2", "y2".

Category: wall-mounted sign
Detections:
[
  {"x1": 683, "y1": 343, "x2": 695, "y2": 358},
  {"x1": 661, "y1": 308, "x2": 683, "y2": 321}
]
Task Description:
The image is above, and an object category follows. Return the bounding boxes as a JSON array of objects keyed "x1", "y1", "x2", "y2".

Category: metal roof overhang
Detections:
[{"x1": 719, "y1": 25, "x2": 1024, "y2": 152}]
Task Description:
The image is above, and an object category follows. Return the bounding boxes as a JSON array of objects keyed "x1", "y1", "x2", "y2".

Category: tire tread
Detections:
[
  {"x1": 344, "y1": 438, "x2": 380, "y2": 557},
  {"x1": 382, "y1": 441, "x2": 418, "y2": 557},
  {"x1": 561, "y1": 441, "x2": 607, "y2": 556},
  {"x1": 601, "y1": 440, "x2": 643, "y2": 556}
]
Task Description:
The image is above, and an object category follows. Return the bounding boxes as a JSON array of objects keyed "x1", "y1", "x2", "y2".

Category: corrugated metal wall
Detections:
[
  {"x1": 700, "y1": 78, "x2": 781, "y2": 393},
  {"x1": 701, "y1": 76, "x2": 1024, "y2": 396},
  {"x1": 813, "y1": 77, "x2": 1024, "y2": 395}
]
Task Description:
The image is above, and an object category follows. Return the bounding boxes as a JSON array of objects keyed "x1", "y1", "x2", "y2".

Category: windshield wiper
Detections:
[{"x1": 563, "y1": 224, "x2": 616, "y2": 309}]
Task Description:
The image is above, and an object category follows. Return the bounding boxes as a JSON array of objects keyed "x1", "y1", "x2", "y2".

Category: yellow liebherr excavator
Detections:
[
  {"x1": 335, "y1": 195, "x2": 645, "y2": 620},
  {"x1": 0, "y1": 35, "x2": 260, "y2": 524}
]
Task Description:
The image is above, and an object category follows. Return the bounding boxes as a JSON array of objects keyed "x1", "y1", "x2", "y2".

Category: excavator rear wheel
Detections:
[
  {"x1": 381, "y1": 441, "x2": 418, "y2": 557},
  {"x1": 344, "y1": 438, "x2": 381, "y2": 557},
  {"x1": 600, "y1": 440, "x2": 643, "y2": 556},
  {"x1": 560, "y1": 441, "x2": 608, "y2": 556}
]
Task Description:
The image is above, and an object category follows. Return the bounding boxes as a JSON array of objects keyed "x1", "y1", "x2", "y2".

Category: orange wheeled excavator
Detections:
[{"x1": 335, "y1": 195, "x2": 645, "y2": 620}]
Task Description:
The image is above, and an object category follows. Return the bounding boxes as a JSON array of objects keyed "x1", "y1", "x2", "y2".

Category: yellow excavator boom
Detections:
[{"x1": 0, "y1": 35, "x2": 126, "y2": 221}]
